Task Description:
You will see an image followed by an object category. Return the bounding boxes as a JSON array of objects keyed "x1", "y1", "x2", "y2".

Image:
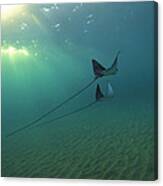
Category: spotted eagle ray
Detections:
[
  {"x1": 7, "y1": 83, "x2": 113, "y2": 137},
  {"x1": 6, "y1": 51, "x2": 120, "y2": 138},
  {"x1": 92, "y1": 51, "x2": 120, "y2": 78}
]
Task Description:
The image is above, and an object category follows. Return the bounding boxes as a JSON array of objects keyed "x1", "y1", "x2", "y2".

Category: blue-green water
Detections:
[{"x1": 1, "y1": 2, "x2": 157, "y2": 180}]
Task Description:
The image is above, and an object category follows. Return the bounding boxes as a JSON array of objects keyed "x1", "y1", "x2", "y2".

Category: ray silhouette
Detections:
[{"x1": 6, "y1": 51, "x2": 120, "y2": 138}]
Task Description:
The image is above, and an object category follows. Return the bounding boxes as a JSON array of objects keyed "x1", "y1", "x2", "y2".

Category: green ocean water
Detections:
[{"x1": 1, "y1": 2, "x2": 157, "y2": 180}]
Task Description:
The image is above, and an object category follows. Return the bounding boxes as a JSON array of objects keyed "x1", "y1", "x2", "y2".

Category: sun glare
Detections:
[
  {"x1": 1, "y1": 5, "x2": 24, "y2": 20},
  {"x1": 2, "y1": 46, "x2": 29, "y2": 57}
]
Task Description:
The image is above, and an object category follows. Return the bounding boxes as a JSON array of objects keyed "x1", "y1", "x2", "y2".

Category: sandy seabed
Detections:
[{"x1": 2, "y1": 100, "x2": 156, "y2": 180}]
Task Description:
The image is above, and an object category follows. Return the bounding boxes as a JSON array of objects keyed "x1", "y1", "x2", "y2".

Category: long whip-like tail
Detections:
[
  {"x1": 6, "y1": 78, "x2": 97, "y2": 138},
  {"x1": 35, "y1": 101, "x2": 97, "y2": 128},
  {"x1": 7, "y1": 101, "x2": 96, "y2": 137}
]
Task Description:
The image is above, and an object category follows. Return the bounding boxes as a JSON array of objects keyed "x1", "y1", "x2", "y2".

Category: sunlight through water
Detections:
[
  {"x1": 1, "y1": 5, "x2": 24, "y2": 20},
  {"x1": 2, "y1": 46, "x2": 29, "y2": 58}
]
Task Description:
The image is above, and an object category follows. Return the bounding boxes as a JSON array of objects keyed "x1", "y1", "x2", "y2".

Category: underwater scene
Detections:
[{"x1": 1, "y1": 1, "x2": 157, "y2": 180}]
